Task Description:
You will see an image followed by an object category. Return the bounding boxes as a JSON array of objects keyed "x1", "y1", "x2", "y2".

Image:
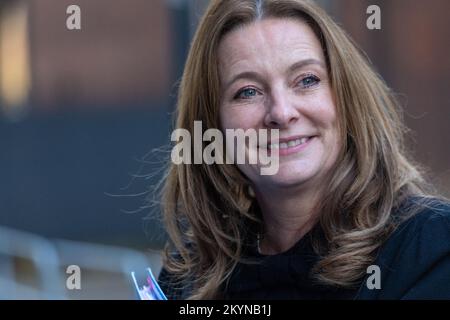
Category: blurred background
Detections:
[{"x1": 0, "y1": 0, "x2": 449, "y2": 299}]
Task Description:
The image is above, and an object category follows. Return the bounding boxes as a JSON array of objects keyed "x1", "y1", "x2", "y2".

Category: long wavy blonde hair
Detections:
[{"x1": 157, "y1": 0, "x2": 434, "y2": 299}]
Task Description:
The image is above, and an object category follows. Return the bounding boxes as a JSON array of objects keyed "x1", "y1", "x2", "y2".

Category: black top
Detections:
[
  {"x1": 158, "y1": 197, "x2": 450, "y2": 299},
  {"x1": 223, "y1": 226, "x2": 356, "y2": 299}
]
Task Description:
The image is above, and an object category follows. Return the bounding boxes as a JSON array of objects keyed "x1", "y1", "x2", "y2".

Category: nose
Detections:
[{"x1": 264, "y1": 87, "x2": 300, "y2": 129}]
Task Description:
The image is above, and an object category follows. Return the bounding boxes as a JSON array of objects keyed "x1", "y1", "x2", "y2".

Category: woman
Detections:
[{"x1": 156, "y1": 0, "x2": 450, "y2": 299}]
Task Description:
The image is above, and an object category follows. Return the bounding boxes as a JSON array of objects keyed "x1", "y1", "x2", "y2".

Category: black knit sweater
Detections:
[{"x1": 158, "y1": 197, "x2": 450, "y2": 300}]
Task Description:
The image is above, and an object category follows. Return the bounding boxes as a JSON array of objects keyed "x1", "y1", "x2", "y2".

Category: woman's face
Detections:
[{"x1": 218, "y1": 18, "x2": 341, "y2": 193}]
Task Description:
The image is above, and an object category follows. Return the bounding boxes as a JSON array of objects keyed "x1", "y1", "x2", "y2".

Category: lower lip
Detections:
[{"x1": 268, "y1": 136, "x2": 315, "y2": 156}]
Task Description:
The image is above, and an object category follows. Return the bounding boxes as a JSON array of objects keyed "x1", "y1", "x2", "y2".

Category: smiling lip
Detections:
[{"x1": 259, "y1": 135, "x2": 317, "y2": 156}]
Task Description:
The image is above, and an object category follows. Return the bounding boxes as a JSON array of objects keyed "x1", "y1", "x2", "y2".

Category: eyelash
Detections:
[
  {"x1": 233, "y1": 73, "x2": 321, "y2": 100},
  {"x1": 299, "y1": 73, "x2": 321, "y2": 89},
  {"x1": 233, "y1": 87, "x2": 259, "y2": 100}
]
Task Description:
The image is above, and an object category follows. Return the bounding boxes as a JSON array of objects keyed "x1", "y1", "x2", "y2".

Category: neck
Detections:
[{"x1": 254, "y1": 185, "x2": 321, "y2": 255}]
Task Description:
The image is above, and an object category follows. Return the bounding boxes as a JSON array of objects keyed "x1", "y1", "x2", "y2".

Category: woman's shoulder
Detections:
[
  {"x1": 157, "y1": 267, "x2": 191, "y2": 300},
  {"x1": 356, "y1": 196, "x2": 450, "y2": 299},
  {"x1": 390, "y1": 196, "x2": 450, "y2": 242},
  {"x1": 157, "y1": 250, "x2": 195, "y2": 300}
]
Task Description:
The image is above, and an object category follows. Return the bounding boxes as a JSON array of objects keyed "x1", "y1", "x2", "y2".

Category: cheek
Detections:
[
  {"x1": 309, "y1": 92, "x2": 338, "y2": 129},
  {"x1": 307, "y1": 96, "x2": 341, "y2": 153},
  {"x1": 219, "y1": 106, "x2": 232, "y2": 131},
  {"x1": 219, "y1": 105, "x2": 263, "y2": 130},
  {"x1": 319, "y1": 104, "x2": 341, "y2": 160}
]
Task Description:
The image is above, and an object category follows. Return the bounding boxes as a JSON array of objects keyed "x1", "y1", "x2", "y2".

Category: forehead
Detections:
[{"x1": 218, "y1": 18, "x2": 325, "y2": 74}]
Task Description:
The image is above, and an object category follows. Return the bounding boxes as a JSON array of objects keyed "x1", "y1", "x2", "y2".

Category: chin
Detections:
[{"x1": 256, "y1": 165, "x2": 318, "y2": 190}]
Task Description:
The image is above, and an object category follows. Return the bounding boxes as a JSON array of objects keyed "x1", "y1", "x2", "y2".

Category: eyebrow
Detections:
[
  {"x1": 288, "y1": 58, "x2": 325, "y2": 73},
  {"x1": 224, "y1": 58, "x2": 325, "y2": 90}
]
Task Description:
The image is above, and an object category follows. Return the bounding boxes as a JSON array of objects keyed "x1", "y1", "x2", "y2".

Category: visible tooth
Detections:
[
  {"x1": 270, "y1": 137, "x2": 312, "y2": 149},
  {"x1": 270, "y1": 143, "x2": 279, "y2": 149}
]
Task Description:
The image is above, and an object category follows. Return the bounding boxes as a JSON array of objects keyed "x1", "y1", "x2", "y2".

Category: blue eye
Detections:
[
  {"x1": 234, "y1": 87, "x2": 259, "y2": 100},
  {"x1": 299, "y1": 75, "x2": 320, "y2": 88}
]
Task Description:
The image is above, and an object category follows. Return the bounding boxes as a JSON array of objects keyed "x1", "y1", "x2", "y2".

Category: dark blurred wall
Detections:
[
  {"x1": 0, "y1": 108, "x2": 171, "y2": 248},
  {"x1": 332, "y1": 0, "x2": 450, "y2": 196},
  {"x1": 29, "y1": 0, "x2": 172, "y2": 109},
  {"x1": 0, "y1": 0, "x2": 181, "y2": 249}
]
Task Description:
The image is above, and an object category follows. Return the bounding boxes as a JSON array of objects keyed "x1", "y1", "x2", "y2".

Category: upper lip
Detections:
[{"x1": 258, "y1": 135, "x2": 316, "y2": 147}]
